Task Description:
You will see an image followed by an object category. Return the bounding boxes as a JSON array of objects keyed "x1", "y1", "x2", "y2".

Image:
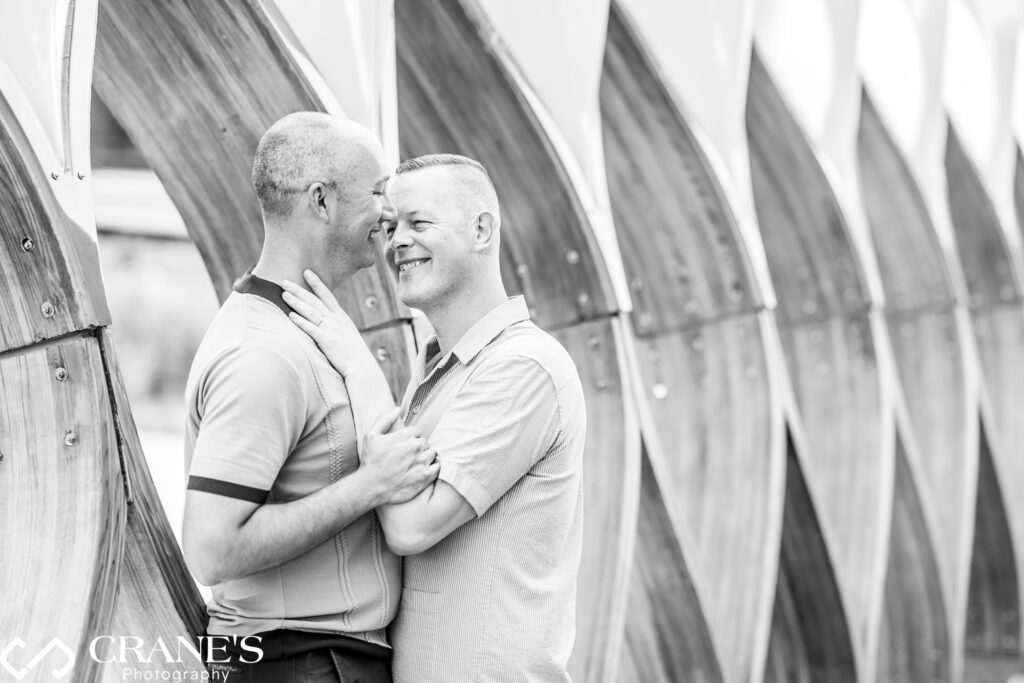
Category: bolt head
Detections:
[
  {"x1": 21, "y1": 237, "x2": 34, "y2": 251},
  {"x1": 364, "y1": 296, "x2": 378, "y2": 310},
  {"x1": 54, "y1": 367, "x2": 68, "y2": 382},
  {"x1": 41, "y1": 302, "x2": 56, "y2": 318},
  {"x1": 64, "y1": 431, "x2": 77, "y2": 446}
]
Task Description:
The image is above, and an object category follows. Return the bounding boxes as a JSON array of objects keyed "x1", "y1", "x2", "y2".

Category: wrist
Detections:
[{"x1": 349, "y1": 465, "x2": 389, "y2": 508}]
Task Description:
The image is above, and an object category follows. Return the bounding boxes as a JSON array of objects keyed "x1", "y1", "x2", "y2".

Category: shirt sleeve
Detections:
[
  {"x1": 430, "y1": 356, "x2": 560, "y2": 517},
  {"x1": 187, "y1": 343, "x2": 309, "y2": 502}
]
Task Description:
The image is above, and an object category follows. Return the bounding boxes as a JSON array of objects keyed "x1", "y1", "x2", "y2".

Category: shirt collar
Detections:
[
  {"x1": 450, "y1": 296, "x2": 531, "y2": 364},
  {"x1": 233, "y1": 266, "x2": 290, "y2": 316}
]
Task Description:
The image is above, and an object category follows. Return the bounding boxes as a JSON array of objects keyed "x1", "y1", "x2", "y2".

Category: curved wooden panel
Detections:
[
  {"x1": 92, "y1": 0, "x2": 406, "y2": 332},
  {"x1": 879, "y1": 438, "x2": 951, "y2": 683},
  {"x1": 765, "y1": 437, "x2": 857, "y2": 683},
  {"x1": 747, "y1": 48, "x2": 889, "y2": 672},
  {"x1": 551, "y1": 319, "x2": 642, "y2": 682},
  {"x1": 0, "y1": 337, "x2": 124, "y2": 682},
  {"x1": 965, "y1": 430, "x2": 1020, "y2": 658},
  {"x1": 0, "y1": 92, "x2": 108, "y2": 353},
  {"x1": 601, "y1": 6, "x2": 778, "y2": 682},
  {"x1": 857, "y1": 90, "x2": 974, "y2": 630},
  {"x1": 394, "y1": 0, "x2": 616, "y2": 330},
  {"x1": 947, "y1": 123, "x2": 1024, "y2": 664},
  {"x1": 100, "y1": 331, "x2": 207, "y2": 641},
  {"x1": 619, "y1": 446, "x2": 722, "y2": 683}
]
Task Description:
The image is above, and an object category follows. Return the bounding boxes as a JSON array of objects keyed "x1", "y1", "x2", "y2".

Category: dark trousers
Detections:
[{"x1": 206, "y1": 630, "x2": 392, "y2": 683}]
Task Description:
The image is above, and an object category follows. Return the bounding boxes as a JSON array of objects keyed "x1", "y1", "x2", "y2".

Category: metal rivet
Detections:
[
  {"x1": 64, "y1": 431, "x2": 77, "y2": 446},
  {"x1": 54, "y1": 367, "x2": 68, "y2": 382},
  {"x1": 21, "y1": 237, "x2": 34, "y2": 251},
  {"x1": 364, "y1": 296, "x2": 378, "y2": 310},
  {"x1": 566, "y1": 250, "x2": 580, "y2": 265},
  {"x1": 596, "y1": 379, "x2": 608, "y2": 391},
  {"x1": 41, "y1": 302, "x2": 56, "y2": 318},
  {"x1": 577, "y1": 293, "x2": 590, "y2": 307},
  {"x1": 515, "y1": 263, "x2": 529, "y2": 277},
  {"x1": 375, "y1": 347, "x2": 389, "y2": 363},
  {"x1": 50, "y1": 171, "x2": 60, "y2": 180},
  {"x1": 652, "y1": 383, "x2": 668, "y2": 399},
  {"x1": 587, "y1": 336, "x2": 600, "y2": 350}
]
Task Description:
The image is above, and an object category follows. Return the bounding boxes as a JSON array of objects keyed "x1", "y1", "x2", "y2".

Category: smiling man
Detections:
[
  {"x1": 182, "y1": 113, "x2": 439, "y2": 683},
  {"x1": 284, "y1": 154, "x2": 586, "y2": 681}
]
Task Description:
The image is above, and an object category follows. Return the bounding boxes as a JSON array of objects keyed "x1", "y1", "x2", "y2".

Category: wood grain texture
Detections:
[
  {"x1": 618, "y1": 447, "x2": 723, "y2": 683},
  {"x1": 858, "y1": 91, "x2": 987, "y2": 673},
  {"x1": 0, "y1": 92, "x2": 109, "y2": 354},
  {"x1": 747, "y1": 48, "x2": 886, "y2": 676},
  {"x1": 946, "y1": 124, "x2": 1024, "y2": 663},
  {"x1": 395, "y1": 0, "x2": 616, "y2": 330},
  {"x1": 551, "y1": 319, "x2": 641, "y2": 683},
  {"x1": 0, "y1": 337, "x2": 125, "y2": 683},
  {"x1": 765, "y1": 438, "x2": 858, "y2": 683},
  {"x1": 93, "y1": 0, "x2": 406, "y2": 331},
  {"x1": 600, "y1": 8, "x2": 779, "y2": 680},
  {"x1": 99, "y1": 331, "x2": 207, "y2": 640},
  {"x1": 878, "y1": 438, "x2": 951, "y2": 683}
]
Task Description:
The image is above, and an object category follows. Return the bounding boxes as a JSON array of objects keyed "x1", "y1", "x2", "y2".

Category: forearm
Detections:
[
  {"x1": 202, "y1": 469, "x2": 383, "y2": 583},
  {"x1": 345, "y1": 361, "x2": 398, "y2": 446},
  {"x1": 377, "y1": 479, "x2": 475, "y2": 556}
]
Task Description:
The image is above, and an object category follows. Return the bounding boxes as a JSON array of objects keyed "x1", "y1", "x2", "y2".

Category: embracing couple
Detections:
[{"x1": 181, "y1": 112, "x2": 586, "y2": 682}]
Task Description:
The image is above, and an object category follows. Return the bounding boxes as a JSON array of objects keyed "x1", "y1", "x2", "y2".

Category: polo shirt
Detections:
[
  {"x1": 390, "y1": 296, "x2": 586, "y2": 682},
  {"x1": 183, "y1": 271, "x2": 399, "y2": 647}
]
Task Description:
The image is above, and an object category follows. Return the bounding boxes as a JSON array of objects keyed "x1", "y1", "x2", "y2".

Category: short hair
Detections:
[
  {"x1": 395, "y1": 154, "x2": 499, "y2": 222},
  {"x1": 252, "y1": 112, "x2": 377, "y2": 219}
]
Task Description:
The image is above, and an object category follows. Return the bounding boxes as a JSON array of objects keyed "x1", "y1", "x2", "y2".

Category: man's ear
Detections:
[
  {"x1": 474, "y1": 211, "x2": 499, "y2": 252},
  {"x1": 308, "y1": 182, "x2": 331, "y2": 222}
]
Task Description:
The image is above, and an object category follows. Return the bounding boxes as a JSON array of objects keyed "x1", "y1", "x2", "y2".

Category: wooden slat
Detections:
[
  {"x1": 0, "y1": 337, "x2": 124, "y2": 683},
  {"x1": 395, "y1": 0, "x2": 617, "y2": 330},
  {"x1": 551, "y1": 320, "x2": 640, "y2": 682},
  {"x1": 619, "y1": 447, "x2": 722, "y2": 683},
  {"x1": 765, "y1": 438, "x2": 857, "y2": 683},
  {"x1": 360, "y1": 322, "x2": 416, "y2": 401},
  {"x1": 0, "y1": 92, "x2": 109, "y2": 353},
  {"x1": 965, "y1": 430, "x2": 1020, "y2": 657},
  {"x1": 99, "y1": 331, "x2": 207, "y2": 641},
  {"x1": 600, "y1": 8, "x2": 779, "y2": 680},
  {"x1": 93, "y1": 0, "x2": 405, "y2": 330},
  {"x1": 747, "y1": 48, "x2": 887, "y2": 677},
  {"x1": 878, "y1": 438, "x2": 951, "y2": 682},
  {"x1": 601, "y1": 1, "x2": 759, "y2": 336}
]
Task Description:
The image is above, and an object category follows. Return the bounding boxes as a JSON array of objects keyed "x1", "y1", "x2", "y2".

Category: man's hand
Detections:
[
  {"x1": 361, "y1": 407, "x2": 439, "y2": 505},
  {"x1": 283, "y1": 269, "x2": 371, "y2": 377}
]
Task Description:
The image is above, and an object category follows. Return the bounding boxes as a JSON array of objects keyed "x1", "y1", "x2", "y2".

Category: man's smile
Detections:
[{"x1": 397, "y1": 258, "x2": 430, "y2": 272}]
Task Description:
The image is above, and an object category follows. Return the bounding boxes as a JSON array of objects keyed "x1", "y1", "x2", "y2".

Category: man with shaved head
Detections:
[
  {"x1": 182, "y1": 113, "x2": 438, "y2": 683},
  {"x1": 284, "y1": 154, "x2": 586, "y2": 681}
]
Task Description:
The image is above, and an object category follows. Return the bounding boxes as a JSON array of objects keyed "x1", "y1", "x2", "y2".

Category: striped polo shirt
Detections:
[
  {"x1": 183, "y1": 271, "x2": 399, "y2": 647},
  {"x1": 390, "y1": 296, "x2": 586, "y2": 682}
]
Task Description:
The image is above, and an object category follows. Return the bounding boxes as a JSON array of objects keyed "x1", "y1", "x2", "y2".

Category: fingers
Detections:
[
  {"x1": 280, "y1": 278, "x2": 325, "y2": 310},
  {"x1": 303, "y1": 269, "x2": 343, "y2": 313},
  {"x1": 288, "y1": 312, "x2": 324, "y2": 343},
  {"x1": 281, "y1": 288, "x2": 326, "y2": 325}
]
